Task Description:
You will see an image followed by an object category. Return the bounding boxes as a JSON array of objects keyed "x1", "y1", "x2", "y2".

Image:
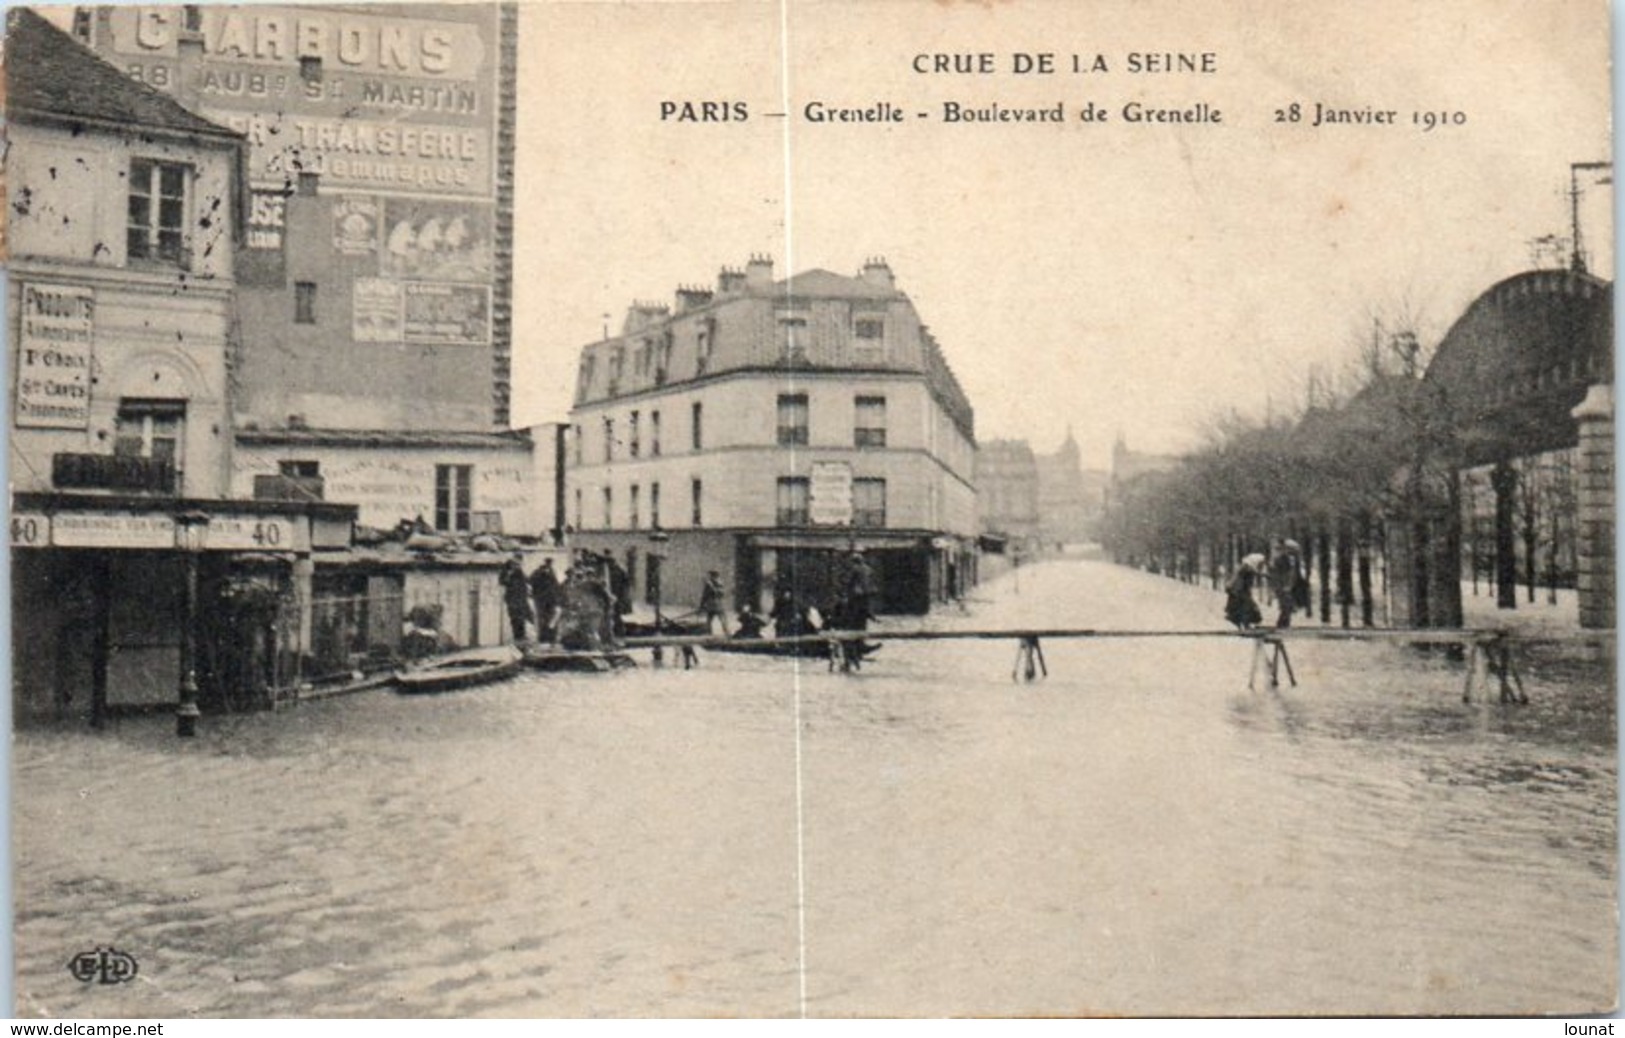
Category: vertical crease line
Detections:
[{"x1": 777, "y1": 0, "x2": 808, "y2": 1020}]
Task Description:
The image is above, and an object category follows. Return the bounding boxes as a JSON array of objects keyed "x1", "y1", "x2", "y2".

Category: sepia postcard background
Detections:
[{"x1": 5, "y1": 0, "x2": 1617, "y2": 1019}]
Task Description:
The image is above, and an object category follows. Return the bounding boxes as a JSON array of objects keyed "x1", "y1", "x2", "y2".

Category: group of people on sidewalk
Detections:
[
  {"x1": 498, "y1": 549, "x2": 880, "y2": 654},
  {"x1": 732, "y1": 551, "x2": 876, "y2": 644},
  {"x1": 500, "y1": 550, "x2": 633, "y2": 651},
  {"x1": 1224, "y1": 537, "x2": 1309, "y2": 630}
]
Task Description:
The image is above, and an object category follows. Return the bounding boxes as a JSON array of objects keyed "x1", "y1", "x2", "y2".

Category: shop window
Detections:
[
  {"x1": 855, "y1": 395, "x2": 887, "y2": 447},
  {"x1": 127, "y1": 159, "x2": 189, "y2": 265},
  {"x1": 777, "y1": 394, "x2": 809, "y2": 446},
  {"x1": 776, "y1": 477, "x2": 810, "y2": 527},
  {"x1": 434, "y1": 464, "x2": 473, "y2": 532},
  {"x1": 853, "y1": 478, "x2": 887, "y2": 527}
]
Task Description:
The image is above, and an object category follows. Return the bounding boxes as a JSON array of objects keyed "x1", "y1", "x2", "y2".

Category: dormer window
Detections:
[{"x1": 778, "y1": 314, "x2": 809, "y2": 358}]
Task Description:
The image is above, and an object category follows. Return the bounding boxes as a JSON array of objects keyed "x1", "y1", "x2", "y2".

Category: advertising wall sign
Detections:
[
  {"x1": 333, "y1": 196, "x2": 382, "y2": 255},
  {"x1": 353, "y1": 279, "x2": 403, "y2": 342},
  {"x1": 107, "y1": 7, "x2": 486, "y2": 81},
  {"x1": 203, "y1": 109, "x2": 493, "y2": 198},
  {"x1": 15, "y1": 283, "x2": 94, "y2": 429},
  {"x1": 382, "y1": 199, "x2": 493, "y2": 282},
  {"x1": 810, "y1": 461, "x2": 855, "y2": 526},
  {"x1": 104, "y1": 6, "x2": 499, "y2": 200},
  {"x1": 239, "y1": 189, "x2": 288, "y2": 286},
  {"x1": 246, "y1": 190, "x2": 287, "y2": 250},
  {"x1": 403, "y1": 283, "x2": 491, "y2": 345}
]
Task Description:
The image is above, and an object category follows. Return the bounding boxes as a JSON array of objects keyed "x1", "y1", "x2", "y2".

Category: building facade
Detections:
[
  {"x1": 7, "y1": 9, "x2": 355, "y2": 725},
  {"x1": 974, "y1": 439, "x2": 1041, "y2": 552},
  {"x1": 81, "y1": 3, "x2": 535, "y2": 536},
  {"x1": 567, "y1": 258, "x2": 978, "y2": 615}
]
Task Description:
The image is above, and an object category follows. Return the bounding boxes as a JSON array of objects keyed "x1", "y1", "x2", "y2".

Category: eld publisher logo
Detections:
[{"x1": 67, "y1": 947, "x2": 139, "y2": 985}]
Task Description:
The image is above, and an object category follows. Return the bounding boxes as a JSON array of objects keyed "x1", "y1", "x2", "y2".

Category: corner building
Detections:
[
  {"x1": 7, "y1": 9, "x2": 355, "y2": 725},
  {"x1": 568, "y1": 258, "x2": 978, "y2": 615}
]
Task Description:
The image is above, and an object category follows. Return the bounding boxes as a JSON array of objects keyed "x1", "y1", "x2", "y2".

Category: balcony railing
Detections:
[{"x1": 53, "y1": 452, "x2": 177, "y2": 494}]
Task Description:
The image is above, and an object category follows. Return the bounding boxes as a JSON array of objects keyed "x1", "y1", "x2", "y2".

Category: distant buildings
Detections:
[
  {"x1": 974, "y1": 440, "x2": 1040, "y2": 550},
  {"x1": 1035, "y1": 427, "x2": 1108, "y2": 549},
  {"x1": 976, "y1": 429, "x2": 1108, "y2": 552},
  {"x1": 1110, "y1": 432, "x2": 1180, "y2": 487},
  {"x1": 568, "y1": 257, "x2": 979, "y2": 614}
]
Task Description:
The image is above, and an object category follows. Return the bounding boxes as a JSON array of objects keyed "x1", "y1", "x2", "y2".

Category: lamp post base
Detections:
[{"x1": 176, "y1": 702, "x2": 201, "y2": 738}]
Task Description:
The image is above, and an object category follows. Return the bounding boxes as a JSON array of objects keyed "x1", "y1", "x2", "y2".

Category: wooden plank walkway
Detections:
[{"x1": 613, "y1": 624, "x2": 1607, "y2": 702}]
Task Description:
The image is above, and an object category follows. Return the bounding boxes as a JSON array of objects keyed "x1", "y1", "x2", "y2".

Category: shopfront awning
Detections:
[{"x1": 746, "y1": 529, "x2": 934, "y2": 552}]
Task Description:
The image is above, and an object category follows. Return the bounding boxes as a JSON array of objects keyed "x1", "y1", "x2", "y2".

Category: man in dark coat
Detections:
[
  {"x1": 1268, "y1": 539, "x2": 1305, "y2": 628},
  {"x1": 529, "y1": 558, "x2": 561, "y2": 644},
  {"x1": 699, "y1": 570, "x2": 728, "y2": 634},
  {"x1": 500, "y1": 554, "x2": 533, "y2": 642},
  {"x1": 602, "y1": 552, "x2": 632, "y2": 637}
]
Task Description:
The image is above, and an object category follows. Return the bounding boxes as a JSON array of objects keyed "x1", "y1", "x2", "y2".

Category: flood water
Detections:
[{"x1": 12, "y1": 560, "x2": 1616, "y2": 1017}]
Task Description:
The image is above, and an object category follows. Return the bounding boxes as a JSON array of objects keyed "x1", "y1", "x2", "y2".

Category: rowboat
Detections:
[
  {"x1": 394, "y1": 644, "x2": 524, "y2": 695},
  {"x1": 521, "y1": 644, "x2": 638, "y2": 673}
]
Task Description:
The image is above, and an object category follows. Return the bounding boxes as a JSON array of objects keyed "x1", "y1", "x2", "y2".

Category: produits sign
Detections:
[
  {"x1": 15, "y1": 283, "x2": 94, "y2": 429},
  {"x1": 810, "y1": 461, "x2": 854, "y2": 526}
]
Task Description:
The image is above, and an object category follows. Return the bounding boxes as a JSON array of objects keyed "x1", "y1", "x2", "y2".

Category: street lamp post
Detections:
[
  {"x1": 649, "y1": 530, "x2": 670, "y2": 666},
  {"x1": 174, "y1": 510, "x2": 211, "y2": 738}
]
